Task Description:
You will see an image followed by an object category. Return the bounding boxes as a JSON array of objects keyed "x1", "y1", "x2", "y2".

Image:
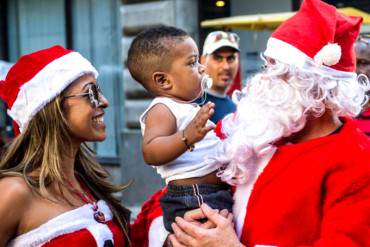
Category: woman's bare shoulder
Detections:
[
  {"x1": 0, "y1": 176, "x2": 33, "y2": 207},
  {"x1": 0, "y1": 176, "x2": 33, "y2": 244}
]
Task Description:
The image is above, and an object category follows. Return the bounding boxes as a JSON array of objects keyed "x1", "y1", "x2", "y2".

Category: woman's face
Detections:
[{"x1": 62, "y1": 74, "x2": 109, "y2": 145}]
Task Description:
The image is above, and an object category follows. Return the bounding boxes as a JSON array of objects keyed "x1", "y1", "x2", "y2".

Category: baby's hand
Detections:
[{"x1": 184, "y1": 102, "x2": 215, "y2": 145}]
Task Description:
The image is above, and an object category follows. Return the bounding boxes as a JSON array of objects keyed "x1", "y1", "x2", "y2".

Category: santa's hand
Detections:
[
  {"x1": 183, "y1": 207, "x2": 231, "y2": 229},
  {"x1": 184, "y1": 102, "x2": 215, "y2": 145},
  {"x1": 170, "y1": 204, "x2": 243, "y2": 247}
]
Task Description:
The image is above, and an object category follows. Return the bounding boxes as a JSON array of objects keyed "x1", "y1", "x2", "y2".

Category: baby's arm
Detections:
[{"x1": 142, "y1": 101, "x2": 215, "y2": 166}]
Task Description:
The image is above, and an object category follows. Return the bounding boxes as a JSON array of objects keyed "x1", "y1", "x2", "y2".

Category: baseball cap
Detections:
[{"x1": 202, "y1": 31, "x2": 240, "y2": 55}]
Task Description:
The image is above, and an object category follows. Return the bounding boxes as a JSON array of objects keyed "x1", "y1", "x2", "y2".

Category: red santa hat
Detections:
[
  {"x1": 0, "y1": 45, "x2": 98, "y2": 133},
  {"x1": 264, "y1": 0, "x2": 362, "y2": 79}
]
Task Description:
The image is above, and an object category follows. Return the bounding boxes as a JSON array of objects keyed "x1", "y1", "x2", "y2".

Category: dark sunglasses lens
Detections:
[{"x1": 88, "y1": 84, "x2": 100, "y2": 107}]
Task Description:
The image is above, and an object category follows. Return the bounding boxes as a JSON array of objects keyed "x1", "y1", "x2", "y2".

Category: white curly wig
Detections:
[{"x1": 210, "y1": 60, "x2": 369, "y2": 185}]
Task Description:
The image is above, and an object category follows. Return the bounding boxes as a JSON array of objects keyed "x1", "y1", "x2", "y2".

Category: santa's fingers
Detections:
[
  {"x1": 183, "y1": 207, "x2": 205, "y2": 222},
  {"x1": 168, "y1": 234, "x2": 187, "y2": 247},
  {"x1": 201, "y1": 208, "x2": 229, "y2": 228},
  {"x1": 172, "y1": 222, "x2": 198, "y2": 246},
  {"x1": 200, "y1": 204, "x2": 231, "y2": 227}
]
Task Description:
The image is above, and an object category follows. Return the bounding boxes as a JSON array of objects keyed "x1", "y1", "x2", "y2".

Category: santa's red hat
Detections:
[
  {"x1": 0, "y1": 45, "x2": 98, "y2": 133},
  {"x1": 264, "y1": 0, "x2": 362, "y2": 79}
]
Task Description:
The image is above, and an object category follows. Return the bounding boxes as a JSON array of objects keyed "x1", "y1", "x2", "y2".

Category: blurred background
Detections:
[{"x1": 0, "y1": 0, "x2": 369, "y2": 216}]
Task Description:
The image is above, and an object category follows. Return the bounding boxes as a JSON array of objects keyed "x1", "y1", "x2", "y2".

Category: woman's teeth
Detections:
[{"x1": 93, "y1": 116, "x2": 104, "y2": 124}]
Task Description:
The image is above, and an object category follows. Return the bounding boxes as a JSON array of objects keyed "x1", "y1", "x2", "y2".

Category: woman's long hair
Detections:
[{"x1": 0, "y1": 94, "x2": 130, "y2": 243}]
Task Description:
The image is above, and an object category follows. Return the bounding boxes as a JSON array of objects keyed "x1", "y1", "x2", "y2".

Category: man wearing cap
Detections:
[
  {"x1": 131, "y1": 0, "x2": 370, "y2": 246},
  {"x1": 197, "y1": 31, "x2": 240, "y2": 123},
  {"x1": 355, "y1": 35, "x2": 370, "y2": 135}
]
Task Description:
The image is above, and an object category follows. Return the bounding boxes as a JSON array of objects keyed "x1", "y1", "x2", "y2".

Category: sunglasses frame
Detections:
[{"x1": 63, "y1": 83, "x2": 102, "y2": 108}]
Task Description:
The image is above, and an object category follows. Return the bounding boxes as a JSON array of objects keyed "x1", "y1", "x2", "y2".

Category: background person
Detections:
[
  {"x1": 0, "y1": 46, "x2": 129, "y2": 246},
  {"x1": 197, "y1": 31, "x2": 240, "y2": 123},
  {"x1": 355, "y1": 34, "x2": 370, "y2": 135}
]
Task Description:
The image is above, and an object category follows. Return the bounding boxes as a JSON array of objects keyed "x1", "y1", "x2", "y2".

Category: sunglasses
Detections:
[
  {"x1": 63, "y1": 83, "x2": 103, "y2": 108},
  {"x1": 208, "y1": 31, "x2": 240, "y2": 44}
]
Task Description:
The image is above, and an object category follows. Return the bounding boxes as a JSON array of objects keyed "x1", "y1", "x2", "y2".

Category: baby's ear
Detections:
[{"x1": 152, "y1": 72, "x2": 172, "y2": 90}]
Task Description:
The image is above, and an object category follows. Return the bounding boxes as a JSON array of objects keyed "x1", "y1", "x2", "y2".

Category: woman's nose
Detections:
[{"x1": 99, "y1": 94, "x2": 109, "y2": 108}]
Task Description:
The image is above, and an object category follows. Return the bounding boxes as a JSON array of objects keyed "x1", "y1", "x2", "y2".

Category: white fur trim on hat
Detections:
[
  {"x1": 264, "y1": 37, "x2": 355, "y2": 81},
  {"x1": 7, "y1": 52, "x2": 98, "y2": 133},
  {"x1": 313, "y1": 43, "x2": 341, "y2": 66},
  {"x1": 7, "y1": 200, "x2": 114, "y2": 247}
]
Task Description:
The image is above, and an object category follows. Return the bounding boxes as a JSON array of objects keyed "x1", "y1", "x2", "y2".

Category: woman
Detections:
[{"x1": 0, "y1": 46, "x2": 130, "y2": 246}]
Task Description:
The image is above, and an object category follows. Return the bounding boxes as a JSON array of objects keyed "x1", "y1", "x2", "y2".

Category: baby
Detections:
[{"x1": 127, "y1": 26, "x2": 233, "y2": 233}]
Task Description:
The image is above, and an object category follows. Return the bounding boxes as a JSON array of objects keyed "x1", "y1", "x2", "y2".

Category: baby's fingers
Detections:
[{"x1": 197, "y1": 102, "x2": 215, "y2": 124}]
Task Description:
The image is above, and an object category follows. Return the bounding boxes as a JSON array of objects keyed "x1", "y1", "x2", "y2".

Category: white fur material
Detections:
[
  {"x1": 264, "y1": 38, "x2": 356, "y2": 81},
  {"x1": 313, "y1": 43, "x2": 341, "y2": 66},
  {"x1": 7, "y1": 200, "x2": 114, "y2": 247},
  {"x1": 233, "y1": 152, "x2": 274, "y2": 238},
  {"x1": 7, "y1": 52, "x2": 98, "y2": 133},
  {"x1": 208, "y1": 57, "x2": 369, "y2": 185},
  {"x1": 148, "y1": 216, "x2": 169, "y2": 247}
]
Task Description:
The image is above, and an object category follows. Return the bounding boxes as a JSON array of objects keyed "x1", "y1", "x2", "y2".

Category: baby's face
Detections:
[{"x1": 167, "y1": 37, "x2": 205, "y2": 101}]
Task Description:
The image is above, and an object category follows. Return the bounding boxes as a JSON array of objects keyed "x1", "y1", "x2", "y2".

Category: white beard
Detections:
[{"x1": 212, "y1": 73, "x2": 308, "y2": 185}]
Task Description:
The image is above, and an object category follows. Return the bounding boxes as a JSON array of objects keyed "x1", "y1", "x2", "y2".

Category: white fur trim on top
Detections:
[
  {"x1": 7, "y1": 200, "x2": 113, "y2": 247},
  {"x1": 264, "y1": 38, "x2": 356, "y2": 81},
  {"x1": 148, "y1": 216, "x2": 169, "y2": 247},
  {"x1": 7, "y1": 52, "x2": 98, "y2": 133}
]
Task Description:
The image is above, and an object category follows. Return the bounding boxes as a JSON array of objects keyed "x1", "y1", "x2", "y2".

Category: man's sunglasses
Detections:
[
  {"x1": 63, "y1": 83, "x2": 103, "y2": 108},
  {"x1": 208, "y1": 31, "x2": 240, "y2": 44}
]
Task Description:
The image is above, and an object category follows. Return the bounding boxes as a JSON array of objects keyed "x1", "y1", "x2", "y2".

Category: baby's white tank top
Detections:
[{"x1": 140, "y1": 97, "x2": 221, "y2": 184}]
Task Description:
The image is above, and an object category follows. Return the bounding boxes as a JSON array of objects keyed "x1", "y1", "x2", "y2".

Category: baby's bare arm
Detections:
[{"x1": 142, "y1": 102, "x2": 215, "y2": 166}]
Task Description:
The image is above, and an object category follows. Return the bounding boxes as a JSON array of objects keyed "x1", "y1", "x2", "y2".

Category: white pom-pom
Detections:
[{"x1": 313, "y1": 43, "x2": 341, "y2": 66}]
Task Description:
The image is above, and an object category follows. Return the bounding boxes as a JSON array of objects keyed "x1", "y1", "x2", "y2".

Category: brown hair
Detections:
[{"x1": 0, "y1": 95, "x2": 130, "y2": 243}]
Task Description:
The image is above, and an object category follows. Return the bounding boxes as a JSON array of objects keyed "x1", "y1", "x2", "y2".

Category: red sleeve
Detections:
[
  {"x1": 309, "y1": 163, "x2": 370, "y2": 247},
  {"x1": 130, "y1": 188, "x2": 166, "y2": 247},
  {"x1": 298, "y1": 152, "x2": 370, "y2": 247}
]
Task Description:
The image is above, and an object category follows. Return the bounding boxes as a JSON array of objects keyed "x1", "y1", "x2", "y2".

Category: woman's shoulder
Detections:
[
  {"x1": 0, "y1": 176, "x2": 32, "y2": 243},
  {"x1": 0, "y1": 176, "x2": 33, "y2": 206}
]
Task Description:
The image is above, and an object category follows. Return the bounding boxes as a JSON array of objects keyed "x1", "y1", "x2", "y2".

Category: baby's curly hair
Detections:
[{"x1": 127, "y1": 26, "x2": 188, "y2": 91}]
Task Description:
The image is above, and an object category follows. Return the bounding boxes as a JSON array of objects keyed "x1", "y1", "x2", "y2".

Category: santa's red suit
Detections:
[
  {"x1": 130, "y1": 118, "x2": 370, "y2": 247},
  {"x1": 8, "y1": 200, "x2": 125, "y2": 247},
  {"x1": 355, "y1": 108, "x2": 370, "y2": 136}
]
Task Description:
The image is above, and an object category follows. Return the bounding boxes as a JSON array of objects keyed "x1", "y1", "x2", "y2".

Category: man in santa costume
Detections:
[{"x1": 130, "y1": 0, "x2": 370, "y2": 246}]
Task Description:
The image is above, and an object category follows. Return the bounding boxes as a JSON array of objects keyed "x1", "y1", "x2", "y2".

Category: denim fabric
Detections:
[{"x1": 160, "y1": 184, "x2": 233, "y2": 233}]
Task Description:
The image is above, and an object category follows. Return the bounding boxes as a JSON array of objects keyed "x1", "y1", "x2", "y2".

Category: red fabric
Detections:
[
  {"x1": 42, "y1": 229, "x2": 97, "y2": 247},
  {"x1": 108, "y1": 221, "x2": 126, "y2": 247},
  {"x1": 355, "y1": 108, "x2": 370, "y2": 135},
  {"x1": 240, "y1": 118, "x2": 370, "y2": 247},
  {"x1": 271, "y1": 0, "x2": 362, "y2": 72},
  {"x1": 226, "y1": 65, "x2": 241, "y2": 96},
  {"x1": 130, "y1": 188, "x2": 167, "y2": 247},
  {"x1": 332, "y1": 11, "x2": 362, "y2": 72},
  {"x1": 214, "y1": 120, "x2": 227, "y2": 140},
  {"x1": 0, "y1": 46, "x2": 72, "y2": 109},
  {"x1": 12, "y1": 121, "x2": 20, "y2": 137},
  {"x1": 41, "y1": 220, "x2": 124, "y2": 247}
]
